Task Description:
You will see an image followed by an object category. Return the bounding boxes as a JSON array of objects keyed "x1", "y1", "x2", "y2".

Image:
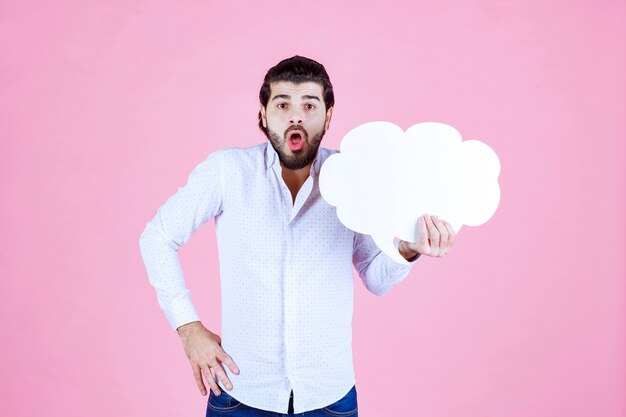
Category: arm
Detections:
[
  {"x1": 352, "y1": 232, "x2": 419, "y2": 296},
  {"x1": 139, "y1": 151, "x2": 224, "y2": 331},
  {"x1": 139, "y1": 151, "x2": 241, "y2": 397},
  {"x1": 352, "y1": 214, "x2": 456, "y2": 296}
]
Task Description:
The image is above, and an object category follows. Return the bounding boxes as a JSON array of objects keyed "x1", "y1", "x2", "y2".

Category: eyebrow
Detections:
[{"x1": 271, "y1": 94, "x2": 321, "y2": 102}]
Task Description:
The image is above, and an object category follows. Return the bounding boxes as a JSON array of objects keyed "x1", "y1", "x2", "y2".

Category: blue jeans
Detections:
[{"x1": 205, "y1": 385, "x2": 358, "y2": 417}]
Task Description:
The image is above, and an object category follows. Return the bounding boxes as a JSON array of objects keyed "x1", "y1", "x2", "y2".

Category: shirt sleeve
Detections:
[
  {"x1": 139, "y1": 151, "x2": 224, "y2": 331},
  {"x1": 352, "y1": 232, "x2": 418, "y2": 296}
]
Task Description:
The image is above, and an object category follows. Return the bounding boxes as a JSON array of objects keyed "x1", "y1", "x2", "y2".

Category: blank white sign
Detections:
[{"x1": 319, "y1": 121, "x2": 501, "y2": 264}]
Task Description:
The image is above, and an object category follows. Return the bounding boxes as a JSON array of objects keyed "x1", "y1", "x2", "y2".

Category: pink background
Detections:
[{"x1": 1, "y1": 1, "x2": 624, "y2": 416}]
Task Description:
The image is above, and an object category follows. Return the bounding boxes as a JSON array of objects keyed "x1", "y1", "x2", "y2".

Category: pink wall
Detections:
[{"x1": 1, "y1": 1, "x2": 624, "y2": 416}]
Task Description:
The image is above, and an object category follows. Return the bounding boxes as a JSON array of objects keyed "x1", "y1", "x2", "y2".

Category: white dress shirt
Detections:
[{"x1": 139, "y1": 142, "x2": 417, "y2": 414}]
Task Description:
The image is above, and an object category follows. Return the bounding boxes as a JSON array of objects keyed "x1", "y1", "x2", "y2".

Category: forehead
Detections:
[{"x1": 269, "y1": 81, "x2": 323, "y2": 99}]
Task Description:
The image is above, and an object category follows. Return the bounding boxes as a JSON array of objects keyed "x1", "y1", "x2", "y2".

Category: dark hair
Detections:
[{"x1": 258, "y1": 55, "x2": 334, "y2": 135}]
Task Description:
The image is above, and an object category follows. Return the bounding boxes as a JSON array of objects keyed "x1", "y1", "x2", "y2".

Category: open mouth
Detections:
[{"x1": 287, "y1": 130, "x2": 305, "y2": 151}]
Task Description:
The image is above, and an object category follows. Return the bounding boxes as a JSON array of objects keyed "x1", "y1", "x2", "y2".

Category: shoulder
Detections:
[
  {"x1": 205, "y1": 143, "x2": 267, "y2": 167},
  {"x1": 318, "y1": 146, "x2": 339, "y2": 162},
  {"x1": 183, "y1": 143, "x2": 266, "y2": 186},
  {"x1": 315, "y1": 146, "x2": 339, "y2": 172},
  {"x1": 208, "y1": 142, "x2": 265, "y2": 158}
]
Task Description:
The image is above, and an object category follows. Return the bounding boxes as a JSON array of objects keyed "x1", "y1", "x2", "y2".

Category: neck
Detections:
[
  {"x1": 280, "y1": 162, "x2": 313, "y2": 204},
  {"x1": 280, "y1": 161, "x2": 312, "y2": 184}
]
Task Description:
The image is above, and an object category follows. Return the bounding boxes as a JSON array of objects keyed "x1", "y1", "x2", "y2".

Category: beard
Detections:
[{"x1": 266, "y1": 125, "x2": 325, "y2": 170}]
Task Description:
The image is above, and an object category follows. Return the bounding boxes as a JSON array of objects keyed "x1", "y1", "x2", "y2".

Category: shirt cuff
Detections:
[{"x1": 165, "y1": 295, "x2": 201, "y2": 331}]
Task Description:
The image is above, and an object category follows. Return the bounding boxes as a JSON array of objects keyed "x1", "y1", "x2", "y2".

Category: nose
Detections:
[{"x1": 289, "y1": 110, "x2": 303, "y2": 126}]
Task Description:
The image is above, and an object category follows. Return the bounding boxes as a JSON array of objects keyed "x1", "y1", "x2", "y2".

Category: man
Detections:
[{"x1": 139, "y1": 55, "x2": 455, "y2": 416}]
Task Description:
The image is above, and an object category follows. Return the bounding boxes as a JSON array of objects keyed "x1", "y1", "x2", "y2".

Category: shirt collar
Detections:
[{"x1": 265, "y1": 142, "x2": 279, "y2": 171}]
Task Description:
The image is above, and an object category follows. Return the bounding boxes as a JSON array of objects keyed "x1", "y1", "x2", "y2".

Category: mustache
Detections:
[{"x1": 285, "y1": 126, "x2": 308, "y2": 140}]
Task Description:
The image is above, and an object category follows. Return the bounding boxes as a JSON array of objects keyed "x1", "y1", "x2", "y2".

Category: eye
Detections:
[
  {"x1": 305, "y1": 103, "x2": 316, "y2": 110},
  {"x1": 277, "y1": 103, "x2": 287, "y2": 109}
]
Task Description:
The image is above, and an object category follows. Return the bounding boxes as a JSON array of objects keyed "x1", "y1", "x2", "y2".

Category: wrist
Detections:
[{"x1": 176, "y1": 320, "x2": 202, "y2": 337}]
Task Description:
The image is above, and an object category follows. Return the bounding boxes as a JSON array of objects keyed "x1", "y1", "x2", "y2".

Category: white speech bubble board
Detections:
[{"x1": 319, "y1": 121, "x2": 501, "y2": 264}]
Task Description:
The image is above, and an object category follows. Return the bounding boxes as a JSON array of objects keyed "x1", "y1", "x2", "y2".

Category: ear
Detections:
[
  {"x1": 260, "y1": 105, "x2": 267, "y2": 128},
  {"x1": 324, "y1": 107, "x2": 333, "y2": 131}
]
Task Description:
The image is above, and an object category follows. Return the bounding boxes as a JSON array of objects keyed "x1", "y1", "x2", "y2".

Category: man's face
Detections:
[{"x1": 260, "y1": 81, "x2": 333, "y2": 170}]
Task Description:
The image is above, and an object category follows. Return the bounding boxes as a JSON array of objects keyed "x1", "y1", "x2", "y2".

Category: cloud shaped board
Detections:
[{"x1": 319, "y1": 121, "x2": 501, "y2": 264}]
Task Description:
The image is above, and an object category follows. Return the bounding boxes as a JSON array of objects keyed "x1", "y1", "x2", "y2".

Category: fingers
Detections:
[
  {"x1": 418, "y1": 216, "x2": 428, "y2": 246},
  {"x1": 193, "y1": 364, "x2": 208, "y2": 396},
  {"x1": 415, "y1": 214, "x2": 456, "y2": 258},
  {"x1": 442, "y1": 220, "x2": 455, "y2": 253},
  {"x1": 202, "y1": 362, "x2": 221, "y2": 396},
  {"x1": 416, "y1": 215, "x2": 431, "y2": 255},
  {"x1": 212, "y1": 352, "x2": 236, "y2": 392},
  {"x1": 189, "y1": 354, "x2": 238, "y2": 397},
  {"x1": 220, "y1": 351, "x2": 241, "y2": 376},
  {"x1": 182, "y1": 327, "x2": 241, "y2": 397},
  {"x1": 432, "y1": 216, "x2": 449, "y2": 257},
  {"x1": 425, "y1": 215, "x2": 441, "y2": 256},
  {"x1": 203, "y1": 350, "x2": 241, "y2": 395}
]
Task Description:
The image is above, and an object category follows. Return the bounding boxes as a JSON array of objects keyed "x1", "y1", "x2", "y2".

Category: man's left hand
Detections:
[{"x1": 398, "y1": 214, "x2": 456, "y2": 260}]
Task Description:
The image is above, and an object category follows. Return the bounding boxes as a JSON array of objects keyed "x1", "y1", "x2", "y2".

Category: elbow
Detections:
[
  {"x1": 139, "y1": 221, "x2": 182, "y2": 257},
  {"x1": 362, "y1": 271, "x2": 404, "y2": 296},
  {"x1": 358, "y1": 267, "x2": 390, "y2": 297},
  {"x1": 371, "y1": 286, "x2": 391, "y2": 297},
  {"x1": 363, "y1": 280, "x2": 392, "y2": 297},
  {"x1": 139, "y1": 222, "x2": 157, "y2": 257},
  {"x1": 139, "y1": 226, "x2": 146, "y2": 248},
  {"x1": 139, "y1": 223, "x2": 150, "y2": 250}
]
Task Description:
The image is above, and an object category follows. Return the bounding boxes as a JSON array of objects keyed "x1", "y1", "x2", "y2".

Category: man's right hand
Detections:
[{"x1": 176, "y1": 321, "x2": 240, "y2": 396}]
